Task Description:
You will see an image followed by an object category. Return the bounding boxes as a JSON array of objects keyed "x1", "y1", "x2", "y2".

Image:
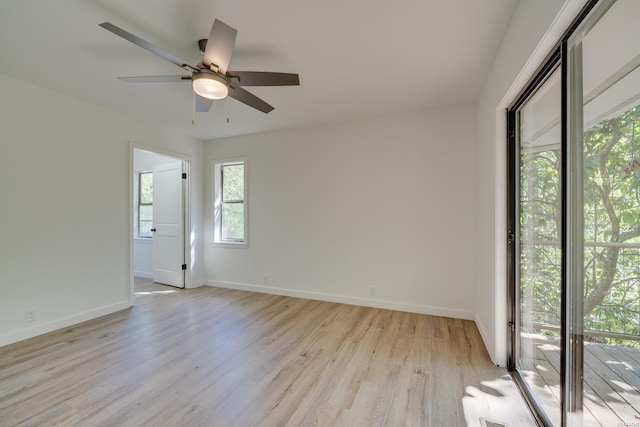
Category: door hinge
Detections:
[
  {"x1": 508, "y1": 321, "x2": 515, "y2": 332},
  {"x1": 182, "y1": 173, "x2": 187, "y2": 179},
  {"x1": 507, "y1": 231, "x2": 515, "y2": 243},
  {"x1": 181, "y1": 264, "x2": 187, "y2": 270}
]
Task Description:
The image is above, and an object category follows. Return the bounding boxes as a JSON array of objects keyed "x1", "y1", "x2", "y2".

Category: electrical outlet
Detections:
[
  {"x1": 25, "y1": 309, "x2": 36, "y2": 323},
  {"x1": 369, "y1": 287, "x2": 376, "y2": 297},
  {"x1": 263, "y1": 274, "x2": 269, "y2": 284}
]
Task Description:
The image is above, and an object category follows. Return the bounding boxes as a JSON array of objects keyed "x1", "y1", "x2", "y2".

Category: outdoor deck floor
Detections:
[{"x1": 521, "y1": 333, "x2": 640, "y2": 426}]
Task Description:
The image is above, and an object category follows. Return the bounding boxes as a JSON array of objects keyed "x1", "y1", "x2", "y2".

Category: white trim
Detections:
[
  {"x1": 475, "y1": 313, "x2": 499, "y2": 366},
  {"x1": 134, "y1": 271, "x2": 153, "y2": 279},
  {"x1": 190, "y1": 280, "x2": 205, "y2": 288},
  {"x1": 211, "y1": 241, "x2": 249, "y2": 249},
  {"x1": 129, "y1": 143, "x2": 135, "y2": 306},
  {"x1": 130, "y1": 142, "x2": 195, "y2": 162},
  {"x1": 0, "y1": 301, "x2": 130, "y2": 348},
  {"x1": 182, "y1": 161, "x2": 192, "y2": 288},
  {"x1": 498, "y1": 0, "x2": 589, "y2": 110},
  {"x1": 205, "y1": 280, "x2": 475, "y2": 320}
]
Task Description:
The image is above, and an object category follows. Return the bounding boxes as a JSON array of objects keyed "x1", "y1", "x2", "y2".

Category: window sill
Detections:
[{"x1": 211, "y1": 241, "x2": 248, "y2": 249}]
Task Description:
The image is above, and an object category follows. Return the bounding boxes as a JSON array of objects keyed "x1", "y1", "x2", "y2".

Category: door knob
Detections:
[{"x1": 150, "y1": 228, "x2": 156, "y2": 232}]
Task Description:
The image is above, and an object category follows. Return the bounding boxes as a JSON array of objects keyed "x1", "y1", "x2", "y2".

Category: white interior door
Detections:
[{"x1": 152, "y1": 162, "x2": 185, "y2": 288}]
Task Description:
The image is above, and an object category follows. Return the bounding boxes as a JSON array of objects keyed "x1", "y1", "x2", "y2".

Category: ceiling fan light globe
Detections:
[{"x1": 192, "y1": 74, "x2": 228, "y2": 100}]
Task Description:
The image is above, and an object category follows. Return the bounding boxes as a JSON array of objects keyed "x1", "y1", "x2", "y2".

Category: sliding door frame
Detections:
[
  {"x1": 506, "y1": 1, "x2": 600, "y2": 425},
  {"x1": 507, "y1": 49, "x2": 561, "y2": 427}
]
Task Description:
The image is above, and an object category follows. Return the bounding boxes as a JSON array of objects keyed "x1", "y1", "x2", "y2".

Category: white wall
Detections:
[
  {"x1": 204, "y1": 106, "x2": 478, "y2": 319},
  {"x1": 0, "y1": 72, "x2": 204, "y2": 347},
  {"x1": 475, "y1": 0, "x2": 588, "y2": 365},
  {"x1": 133, "y1": 238, "x2": 153, "y2": 278}
]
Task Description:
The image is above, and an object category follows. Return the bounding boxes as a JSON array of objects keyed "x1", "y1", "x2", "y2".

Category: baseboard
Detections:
[
  {"x1": 475, "y1": 313, "x2": 500, "y2": 366},
  {"x1": 134, "y1": 271, "x2": 153, "y2": 279},
  {"x1": 0, "y1": 300, "x2": 131, "y2": 348},
  {"x1": 188, "y1": 279, "x2": 205, "y2": 288},
  {"x1": 205, "y1": 280, "x2": 474, "y2": 320}
]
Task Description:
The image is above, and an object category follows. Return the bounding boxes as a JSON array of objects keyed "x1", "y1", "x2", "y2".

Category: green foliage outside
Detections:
[
  {"x1": 221, "y1": 164, "x2": 245, "y2": 241},
  {"x1": 521, "y1": 106, "x2": 640, "y2": 348},
  {"x1": 139, "y1": 172, "x2": 153, "y2": 238},
  {"x1": 140, "y1": 172, "x2": 153, "y2": 204}
]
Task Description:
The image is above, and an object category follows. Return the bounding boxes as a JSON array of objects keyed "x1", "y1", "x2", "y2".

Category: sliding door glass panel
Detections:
[
  {"x1": 517, "y1": 66, "x2": 562, "y2": 426},
  {"x1": 569, "y1": 0, "x2": 640, "y2": 424}
]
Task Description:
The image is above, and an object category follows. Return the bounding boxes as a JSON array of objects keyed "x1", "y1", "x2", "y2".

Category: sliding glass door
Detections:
[
  {"x1": 509, "y1": 0, "x2": 640, "y2": 425},
  {"x1": 512, "y1": 65, "x2": 563, "y2": 426},
  {"x1": 568, "y1": 0, "x2": 640, "y2": 424}
]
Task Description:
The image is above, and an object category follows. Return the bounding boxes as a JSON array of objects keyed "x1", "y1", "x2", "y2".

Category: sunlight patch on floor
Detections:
[
  {"x1": 134, "y1": 290, "x2": 178, "y2": 295},
  {"x1": 463, "y1": 376, "x2": 536, "y2": 426}
]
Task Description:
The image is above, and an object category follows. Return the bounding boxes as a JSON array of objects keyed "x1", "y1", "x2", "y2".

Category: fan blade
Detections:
[
  {"x1": 226, "y1": 71, "x2": 299, "y2": 87},
  {"x1": 118, "y1": 75, "x2": 192, "y2": 83},
  {"x1": 99, "y1": 22, "x2": 196, "y2": 72},
  {"x1": 195, "y1": 94, "x2": 214, "y2": 112},
  {"x1": 228, "y1": 86, "x2": 274, "y2": 113},
  {"x1": 202, "y1": 19, "x2": 237, "y2": 75}
]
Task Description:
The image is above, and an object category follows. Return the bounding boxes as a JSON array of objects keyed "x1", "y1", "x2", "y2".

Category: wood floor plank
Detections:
[{"x1": 0, "y1": 280, "x2": 533, "y2": 426}]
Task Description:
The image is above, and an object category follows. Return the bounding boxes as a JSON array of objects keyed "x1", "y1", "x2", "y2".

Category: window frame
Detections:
[
  {"x1": 137, "y1": 171, "x2": 153, "y2": 238},
  {"x1": 212, "y1": 158, "x2": 248, "y2": 247}
]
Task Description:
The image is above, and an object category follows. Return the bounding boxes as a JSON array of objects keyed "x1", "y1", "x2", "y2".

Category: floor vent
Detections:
[{"x1": 480, "y1": 417, "x2": 508, "y2": 427}]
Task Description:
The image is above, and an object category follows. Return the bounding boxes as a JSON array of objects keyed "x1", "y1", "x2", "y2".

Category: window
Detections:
[
  {"x1": 138, "y1": 171, "x2": 153, "y2": 238},
  {"x1": 213, "y1": 159, "x2": 247, "y2": 245}
]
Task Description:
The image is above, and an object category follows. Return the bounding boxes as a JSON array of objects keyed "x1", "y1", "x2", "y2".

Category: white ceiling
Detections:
[{"x1": 0, "y1": 0, "x2": 517, "y2": 140}]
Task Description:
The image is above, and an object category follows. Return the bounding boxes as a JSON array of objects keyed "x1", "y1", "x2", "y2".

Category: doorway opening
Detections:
[{"x1": 131, "y1": 146, "x2": 190, "y2": 297}]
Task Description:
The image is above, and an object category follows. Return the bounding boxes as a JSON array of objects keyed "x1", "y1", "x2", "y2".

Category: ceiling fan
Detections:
[{"x1": 99, "y1": 19, "x2": 300, "y2": 114}]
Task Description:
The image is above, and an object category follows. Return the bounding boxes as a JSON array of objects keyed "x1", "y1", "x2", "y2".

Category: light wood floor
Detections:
[{"x1": 0, "y1": 280, "x2": 534, "y2": 426}]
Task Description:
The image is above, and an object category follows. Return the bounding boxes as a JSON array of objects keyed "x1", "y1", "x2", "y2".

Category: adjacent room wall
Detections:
[
  {"x1": 475, "y1": 0, "x2": 588, "y2": 365},
  {"x1": 0, "y1": 72, "x2": 204, "y2": 347},
  {"x1": 204, "y1": 106, "x2": 478, "y2": 319}
]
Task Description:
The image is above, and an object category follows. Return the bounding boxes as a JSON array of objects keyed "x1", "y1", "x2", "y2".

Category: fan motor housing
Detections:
[{"x1": 198, "y1": 39, "x2": 208, "y2": 55}]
